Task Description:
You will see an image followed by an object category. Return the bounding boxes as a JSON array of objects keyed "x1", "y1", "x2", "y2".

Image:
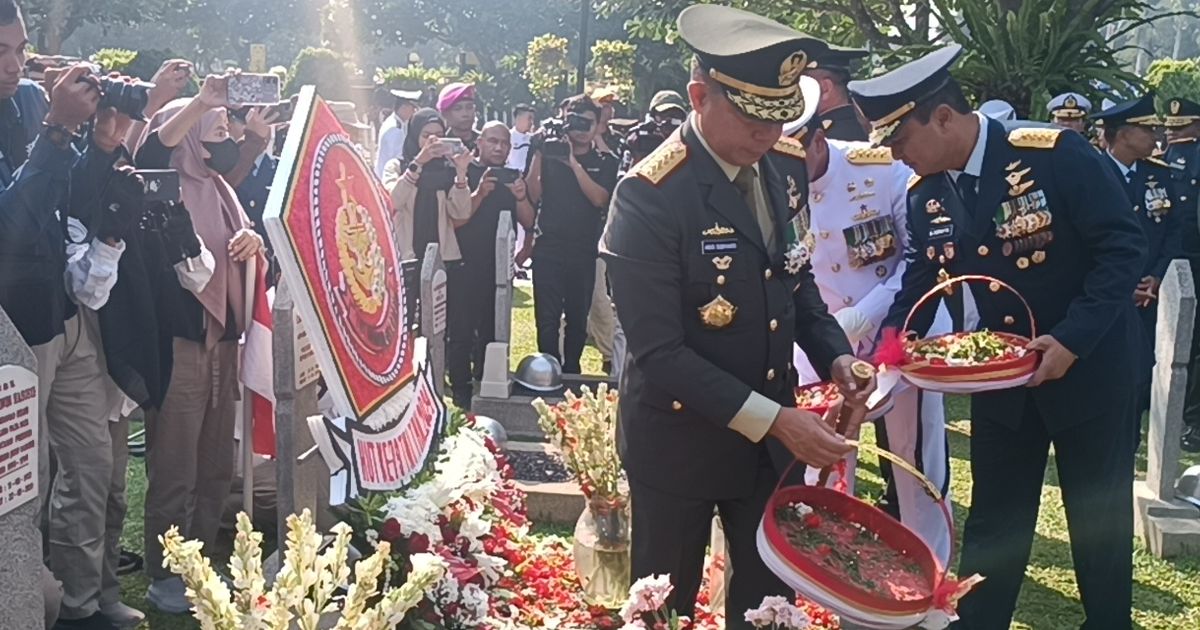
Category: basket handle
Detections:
[
  {"x1": 773, "y1": 440, "x2": 958, "y2": 578},
  {"x1": 902, "y1": 274, "x2": 1036, "y2": 339}
]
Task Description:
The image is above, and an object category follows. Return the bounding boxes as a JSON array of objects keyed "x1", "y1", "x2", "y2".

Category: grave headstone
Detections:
[
  {"x1": 0, "y1": 306, "x2": 45, "y2": 628},
  {"x1": 1135, "y1": 259, "x2": 1200, "y2": 557},
  {"x1": 480, "y1": 213, "x2": 515, "y2": 399},
  {"x1": 420, "y1": 243, "x2": 447, "y2": 397},
  {"x1": 272, "y1": 280, "x2": 332, "y2": 543}
]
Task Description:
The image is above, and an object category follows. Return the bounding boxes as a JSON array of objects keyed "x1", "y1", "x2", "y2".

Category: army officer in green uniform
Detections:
[{"x1": 600, "y1": 5, "x2": 873, "y2": 625}]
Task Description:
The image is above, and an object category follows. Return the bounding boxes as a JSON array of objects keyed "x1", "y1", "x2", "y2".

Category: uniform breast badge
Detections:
[
  {"x1": 784, "y1": 213, "x2": 814, "y2": 275},
  {"x1": 787, "y1": 176, "x2": 803, "y2": 210},
  {"x1": 698, "y1": 295, "x2": 737, "y2": 329},
  {"x1": 852, "y1": 204, "x2": 879, "y2": 222},
  {"x1": 926, "y1": 199, "x2": 944, "y2": 214},
  {"x1": 702, "y1": 223, "x2": 736, "y2": 236},
  {"x1": 712, "y1": 255, "x2": 733, "y2": 271}
]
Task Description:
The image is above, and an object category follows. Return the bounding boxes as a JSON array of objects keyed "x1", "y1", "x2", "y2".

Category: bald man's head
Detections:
[{"x1": 478, "y1": 121, "x2": 512, "y2": 166}]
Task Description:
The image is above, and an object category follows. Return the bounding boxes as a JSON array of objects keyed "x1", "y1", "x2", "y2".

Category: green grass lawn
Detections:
[{"x1": 114, "y1": 286, "x2": 1200, "y2": 628}]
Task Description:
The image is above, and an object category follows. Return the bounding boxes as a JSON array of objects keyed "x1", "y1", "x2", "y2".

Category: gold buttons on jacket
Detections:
[
  {"x1": 716, "y1": 274, "x2": 726, "y2": 286},
  {"x1": 767, "y1": 369, "x2": 777, "y2": 381},
  {"x1": 989, "y1": 281, "x2": 1001, "y2": 293},
  {"x1": 764, "y1": 269, "x2": 773, "y2": 280},
  {"x1": 1004, "y1": 316, "x2": 1015, "y2": 325},
  {"x1": 843, "y1": 296, "x2": 853, "y2": 305},
  {"x1": 769, "y1": 319, "x2": 779, "y2": 332},
  {"x1": 1017, "y1": 257, "x2": 1030, "y2": 270},
  {"x1": 831, "y1": 263, "x2": 841, "y2": 273},
  {"x1": 978, "y1": 245, "x2": 989, "y2": 256},
  {"x1": 672, "y1": 401, "x2": 683, "y2": 411}
]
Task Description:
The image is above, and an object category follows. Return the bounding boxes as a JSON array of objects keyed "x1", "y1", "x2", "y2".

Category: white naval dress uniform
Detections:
[{"x1": 793, "y1": 140, "x2": 953, "y2": 565}]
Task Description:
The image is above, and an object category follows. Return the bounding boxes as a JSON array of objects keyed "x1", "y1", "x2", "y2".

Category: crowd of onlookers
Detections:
[{"x1": 0, "y1": 0, "x2": 691, "y2": 625}]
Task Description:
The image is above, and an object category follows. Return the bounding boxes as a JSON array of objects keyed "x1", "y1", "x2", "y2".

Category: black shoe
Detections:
[
  {"x1": 117, "y1": 548, "x2": 143, "y2": 576},
  {"x1": 1182, "y1": 426, "x2": 1200, "y2": 453},
  {"x1": 53, "y1": 613, "x2": 118, "y2": 630}
]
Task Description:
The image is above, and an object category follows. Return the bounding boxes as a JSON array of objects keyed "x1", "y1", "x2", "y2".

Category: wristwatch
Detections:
[
  {"x1": 42, "y1": 122, "x2": 75, "y2": 149},
  {"x1": 407, "y1": 161, "x2": 422, "y2": 174}
]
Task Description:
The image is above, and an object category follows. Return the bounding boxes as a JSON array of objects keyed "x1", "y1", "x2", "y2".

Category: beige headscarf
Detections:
[{"x1": 139, "y1": 98, "x2": 251, "y2": 346}]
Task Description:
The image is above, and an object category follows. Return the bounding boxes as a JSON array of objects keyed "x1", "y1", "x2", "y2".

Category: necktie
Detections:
[
  {"x1": 956, "y1": 173, "x2": 979, "y2": 211},
  {"x1": 734, "y1": 166, "x2": 775, "y2": 253}
]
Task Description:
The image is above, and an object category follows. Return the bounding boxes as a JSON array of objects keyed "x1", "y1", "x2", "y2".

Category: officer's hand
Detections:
[
  {"x1": 768, "y1": 406, "x2": 853, "y2": 468},
  {"x1": 830, "y1": 354, "x2": 876, "y2": 405},
  {"x1": 1026, "y1": 335, "x2": 1077, "y2": 387},
  {"x1": 1134, "y1": 275, "x2": 1159, "y2": 308}
]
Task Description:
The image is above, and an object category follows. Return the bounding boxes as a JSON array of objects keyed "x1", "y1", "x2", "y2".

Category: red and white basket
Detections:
[
  {"x1": 795, "y1": 382, "x2": 893, "y2": 421},
  {"x1": 758, "y1": 443, "x2": 981, "y2": 629},
  {"x1": 889, "y1": 275, "x2": 1039, "y2": 394}
]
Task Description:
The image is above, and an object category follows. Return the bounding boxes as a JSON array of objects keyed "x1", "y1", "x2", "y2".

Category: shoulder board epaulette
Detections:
[
  {"x1": 770, "y1": 136, "x2": 806, "y2": 159},
  {"x1": 907, "y1": 173, "x2": 923, "y2": 190},
  {"x1": 845, "y1": 146, "x2": 894, "y2": 165},
  {"x1": 632, "y1": 141, "x2": 687, "y2": 185},
  {"x1": 1144, "y1": 156, "x2": 1179, "y2": 170},
  {"x1": 1007, "y1": 127, "x2": 1064, "y2": 149}
]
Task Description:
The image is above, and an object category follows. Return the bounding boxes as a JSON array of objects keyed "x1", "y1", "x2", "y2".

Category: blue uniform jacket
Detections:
[{"x1": 882, "y1": 119, "x2": 1147, "y2": 433}]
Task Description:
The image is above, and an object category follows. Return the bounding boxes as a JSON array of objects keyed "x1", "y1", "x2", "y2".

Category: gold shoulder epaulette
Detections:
[
  {"x1": 771, "y1": 136, "x2": 806, "y2": 159},
  {"x1": 845, "y1": 146, "x2": 894, "y2": 165},
  {"x1": 1144, "y1": 156, "x2": 1177, "y2": 170},
  {"x1": 907, "y1": 173, "x2": 923, "y2": 190},
  {"x1": 1008, "y1": 127, "x2": 1064, "y2": 149},
  {"x1": 632, "y1": 141, "x2": 688, "y2": 185}
]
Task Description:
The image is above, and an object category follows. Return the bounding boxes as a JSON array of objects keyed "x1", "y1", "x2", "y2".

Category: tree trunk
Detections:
[{"x1": 43, "y1": 0, "x2": 69, "y2": 55}]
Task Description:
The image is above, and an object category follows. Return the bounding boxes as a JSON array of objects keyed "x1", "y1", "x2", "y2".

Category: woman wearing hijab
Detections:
[
  {"x1": 381, "y1": 107, "x2": 474, "y2": 262},
  {"x1": 132, "y1": 73, "x2": 266, "y2": 615}
]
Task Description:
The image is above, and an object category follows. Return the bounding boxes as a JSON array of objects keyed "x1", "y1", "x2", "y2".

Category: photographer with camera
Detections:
[
  {"x1": 625, "y1": 90, "x2": 688, "y2": 169},
  {"x1": 445, "y1": 121, "x2": 536, "y2": 409},
  {"x1": 526, "y1": 95, "x2": 618, "y2": 374},
  {"x1": 381, "y1": 107, "x2": 474, "y2": 263},
  {"x1": 132, "y1": 72, "x2": 265, "y2": 615}
]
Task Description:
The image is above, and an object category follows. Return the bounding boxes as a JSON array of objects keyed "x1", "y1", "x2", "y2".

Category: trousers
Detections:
[
  {"x1": 954, "y1": 396, "x2": 1134, "y2": 630},
  {"x1": 33, "y1": 311, "x2": 114, "y2": 620},
  {"x1": 586, "y1": 257, "x2": 615, "y2": 362},
  {"x1": 102, "y1": 416, "x2": 129, "y2": 608},
  {"x1": 630, "y1": 463, "x2": 790, "y2": 629},
  {"x1": 532, "y1": 255, "x2": 595, "y2": 373},
  {"x1": 144, "y1": 338, "x2": 238, "y2": 580},
  {"x1": 446, "y1": 261, "x2": 496, "y2": 405}
]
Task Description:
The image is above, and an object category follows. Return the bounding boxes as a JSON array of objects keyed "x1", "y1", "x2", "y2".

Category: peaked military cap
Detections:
[
  {"x1": 804, "y1": 42, "x2": 869, "y2": 76},
  {"x1": 847, "y1": 44, "x2": 963, "y2": 146},
  {"x1": 1090, "y1": 93, "x2": 1161, "y2": 128},
  {"x1": 1047, "y1": 92, "x2": 1091, "y2": 120},
  {"x1": 677, "y1": 4, "x2": 828, "y2": 123},
  {"x1": 780, "y1": 76, "x2": 823, "y2": 141},
  {"x1": 1162, "y1": 97, "x2": 1200, "y2": 128},
  {"x1": 980, "y1": 99, "x2": 1015, "y2": 121}
]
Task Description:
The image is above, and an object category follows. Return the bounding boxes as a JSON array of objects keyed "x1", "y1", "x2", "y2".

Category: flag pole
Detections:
[{"x1": 242, "y1": 254, "x2": 258, "y2": 517}]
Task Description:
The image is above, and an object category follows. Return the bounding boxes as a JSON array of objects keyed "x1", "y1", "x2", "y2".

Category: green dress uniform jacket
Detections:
[{"x1": 600, "y1": 120, "x2": 851, "y2": 500}]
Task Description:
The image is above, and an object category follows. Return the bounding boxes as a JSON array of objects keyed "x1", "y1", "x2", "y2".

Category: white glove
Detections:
[{"x1": 833, "y1": 306, "x2": 872, "y2": 345}]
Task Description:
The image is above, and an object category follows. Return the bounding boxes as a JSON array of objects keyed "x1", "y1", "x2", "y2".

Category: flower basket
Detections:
[
  {"x1": 885, "y1": 275, "x2": 1039, "y2": 394},
  {"x1": 758, "y1": 442, "x2": 981, "y2": 629},
  {"x1": 795, "y1": 382, "x2": 892, "y2": 421}
]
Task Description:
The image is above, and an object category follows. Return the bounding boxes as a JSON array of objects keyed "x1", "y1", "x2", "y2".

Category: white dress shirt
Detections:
[{"x1": 375, "y1": 113, "x2": 408, "y2": 179}]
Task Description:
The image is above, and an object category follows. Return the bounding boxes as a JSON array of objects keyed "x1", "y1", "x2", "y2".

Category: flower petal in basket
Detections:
[
  {"x1": 795, "y1": 382, "x2": 843, "y2": 416},
  {"x1": 900, "y1": 331, "x2": 1039, "y2": 393},
  {"x1": 759, "y1": 484, "x2": 945, "y2": 626}
]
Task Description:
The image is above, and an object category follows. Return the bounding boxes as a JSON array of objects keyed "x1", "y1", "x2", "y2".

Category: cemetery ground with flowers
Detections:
[{"x1": 115, "y1": 285, "x2": 1200, "y2": 629}]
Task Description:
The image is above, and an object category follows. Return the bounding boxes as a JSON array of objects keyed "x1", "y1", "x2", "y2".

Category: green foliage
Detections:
[
  {"x1": 375, "y1": 66, "x2": 451, "y2": 91},
  {"x1": 525, "y1": 34, "x2": 573, "y2": 104},
  {"x1": 89, "y1": 48, "x2": 138, "y2": 73},
  {"x1": 590, "y1": 39, "x2": 638, "y2": 103},
  {"x1": 1146, "y1": 57, "x2": 1200, "y2": 107},
  {"x1": 285, "y1": 47, "x2": 353, "y2": 101},
  {"x1": 22, "y1": 0, "x2": 170, "y2": 54},
  {"x1": 931, "y1": 0, "x2": 1177, "y2": 118}
]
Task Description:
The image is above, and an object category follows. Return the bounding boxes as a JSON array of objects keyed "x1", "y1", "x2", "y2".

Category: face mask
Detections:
[{"x1": 203, "y1": 139, "x2": 240, "y2": 175}]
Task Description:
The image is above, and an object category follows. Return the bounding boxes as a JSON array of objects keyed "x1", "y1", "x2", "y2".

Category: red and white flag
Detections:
[{"x1": 242, "y1": 262, "x2": 277, "y2": 457}]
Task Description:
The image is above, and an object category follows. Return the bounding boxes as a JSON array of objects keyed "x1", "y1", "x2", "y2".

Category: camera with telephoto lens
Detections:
[
  {"x1": 626, "y1": 117, "x2": 682, "y2": 163},
  {"x1": 535, "y1": 113, "x2": 594, "y2": 160}
]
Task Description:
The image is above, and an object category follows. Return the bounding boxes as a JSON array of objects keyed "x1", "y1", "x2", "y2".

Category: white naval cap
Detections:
[
  {"x1": 979, "y1": 99, "x2": 1015, "y2": 121},
  {"x1": 781, "y1": 76, "x2": 823, "y2": 139},
  {"x1": 1047, "y1": 92, "x2": 1092, "y2": 119}
]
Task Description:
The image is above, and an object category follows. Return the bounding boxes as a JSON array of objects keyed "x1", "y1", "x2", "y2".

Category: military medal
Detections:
[
  {"x1": 926, "y1": 199, "x2": 943, "y2": 214},
  {"x1": 698, "y1": 295, "x2": 737, "y2": 329},
  {"x1": 943, "y1": 242, "x2": 956, "y2": 260},
  {"x1": 787, "y1": 175, "x2": 802, "y2": 210},
  {"x1": 926, "y1": 246, "x2": 936, "y2": 260}
]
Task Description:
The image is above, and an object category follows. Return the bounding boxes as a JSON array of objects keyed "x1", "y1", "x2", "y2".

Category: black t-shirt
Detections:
[
  {"x1": 535, "y1": 149, "x2": 618, "y2": 260},
  {"x1": 458, "y1": 162, "x2": 518, "y2": 268}
]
